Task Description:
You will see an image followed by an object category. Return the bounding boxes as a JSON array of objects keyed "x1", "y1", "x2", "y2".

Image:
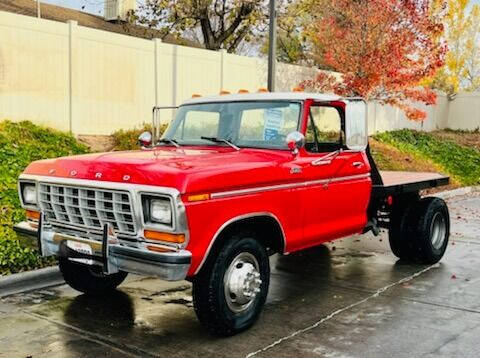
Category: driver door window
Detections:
[{"x1": 305, "y1": 106, "x2": 342, "y2": 152}]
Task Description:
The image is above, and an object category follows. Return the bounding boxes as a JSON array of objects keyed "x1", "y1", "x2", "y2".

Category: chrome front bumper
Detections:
[{"x1": 14, "y1": 220, "x2": 191, "y2": 281}]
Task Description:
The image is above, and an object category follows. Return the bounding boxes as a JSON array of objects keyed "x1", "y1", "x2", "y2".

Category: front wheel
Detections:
[
  {"x1": 192, "y1": 233, "x2": 270, "y2": 336},
  {"x1": 59, "y1": 258, "x2": 128, "y2": 295},
  {"x1": 389, "y1": 197, "x2": 450, "y2": 264}
]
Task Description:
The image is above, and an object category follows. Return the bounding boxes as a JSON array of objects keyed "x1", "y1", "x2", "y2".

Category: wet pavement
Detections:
[{"x1": 1, "y1": 192, "x2": 479, "y2": 357}]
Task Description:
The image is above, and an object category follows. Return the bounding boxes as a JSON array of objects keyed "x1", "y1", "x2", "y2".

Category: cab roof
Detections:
[{"x1": 181, "y1": 92, "x2": 342, "y2": 106}]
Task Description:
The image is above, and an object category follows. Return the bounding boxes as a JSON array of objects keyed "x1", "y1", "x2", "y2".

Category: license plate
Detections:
[{"x1": 67, "y1": 240, "x2": 94, "y2": 265}]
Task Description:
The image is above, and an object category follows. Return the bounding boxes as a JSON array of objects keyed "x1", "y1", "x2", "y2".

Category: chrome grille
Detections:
[{"x1": 38, "y1": 183, "x2": 137, "y2": 235}]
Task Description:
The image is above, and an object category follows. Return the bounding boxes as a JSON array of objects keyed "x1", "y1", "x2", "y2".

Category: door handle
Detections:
[{"x1": 352, "y1": 161, "x2": 364, "y2": 168}]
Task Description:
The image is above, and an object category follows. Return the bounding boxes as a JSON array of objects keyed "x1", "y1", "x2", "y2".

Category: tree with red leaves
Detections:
[{"x1": 301, "y1": 0, "x2": 446, "y2": 120}]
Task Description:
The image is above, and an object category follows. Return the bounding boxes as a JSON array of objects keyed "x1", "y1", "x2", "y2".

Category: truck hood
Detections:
[{"x1": 23, "y1": 146, "x2": 293, "y2": 194}]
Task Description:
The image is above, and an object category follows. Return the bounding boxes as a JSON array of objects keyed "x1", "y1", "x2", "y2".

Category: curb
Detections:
[
  {"x1": 432, "y1": 186, "x2": 480, "y2": 200},
  {"x1": 0, "y1": 266, "x2": 64, "y2": 298}
]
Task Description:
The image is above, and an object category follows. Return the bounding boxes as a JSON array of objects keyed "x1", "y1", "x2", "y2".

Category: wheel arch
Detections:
[{"x1": 193, "y1": 212, "x2": 286, "y2": 275}]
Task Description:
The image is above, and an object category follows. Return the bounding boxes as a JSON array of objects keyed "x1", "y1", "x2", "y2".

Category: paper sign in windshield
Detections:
[{"x1": 264, "y1": 109, "x2": 284, "y2": 140}]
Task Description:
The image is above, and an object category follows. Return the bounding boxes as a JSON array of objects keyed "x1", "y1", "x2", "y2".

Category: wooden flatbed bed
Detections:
[{"x1": 371, "y1": 171, "x2": 450, "y2": 197}]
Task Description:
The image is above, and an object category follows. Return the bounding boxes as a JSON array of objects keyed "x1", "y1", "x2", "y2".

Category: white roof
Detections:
[{"x1": 182, "y1": 92, "x2": 341, "y2": 105}]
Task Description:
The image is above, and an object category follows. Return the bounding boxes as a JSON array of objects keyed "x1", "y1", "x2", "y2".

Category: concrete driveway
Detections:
[{"x1": 1, "y1": 192, "x2": 479, "y2": 358}]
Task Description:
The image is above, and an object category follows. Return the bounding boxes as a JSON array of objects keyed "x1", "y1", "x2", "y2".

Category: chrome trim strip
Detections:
[
  {"x1": 194, "y1": 212, "x2": 287, "y2": 275},
  {"x1": 210, "y1": 173, "x2": 371, "y2": 199}
]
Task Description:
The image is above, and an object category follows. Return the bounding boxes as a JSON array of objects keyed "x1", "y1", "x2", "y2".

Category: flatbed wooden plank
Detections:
[{"x1": 379, "y1": 171, "x2": 448, "y2": 188}]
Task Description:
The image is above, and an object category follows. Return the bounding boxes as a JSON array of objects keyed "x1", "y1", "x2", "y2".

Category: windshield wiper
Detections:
[
  {"x1": 157, "y1": 138, "x2": 180, "y2": 148},
  {"x1": 201, "y1": 136, "x2": 240, "y2": 151}
]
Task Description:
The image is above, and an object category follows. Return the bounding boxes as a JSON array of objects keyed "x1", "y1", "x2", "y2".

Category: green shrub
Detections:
[
  {"x1": 0, "y1": 120, "x2": 89, "y2": 274},
  {"x1": 374, "y1": 130, "x2": 480, "y2": 186},
  {"x1": 111, "y1": 123, "x2": 168, "y2": 151}
]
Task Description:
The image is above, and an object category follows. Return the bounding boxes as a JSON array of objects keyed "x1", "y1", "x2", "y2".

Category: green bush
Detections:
[
  {"x1": 0, "y1": 121, "x2": 89, "y2": 274},
  {"x1": 374, "y1": 130, "x2": 480, "y2": 186},
  {"x1": 111, "y1": 123, "x2": 168, "y2": 151}
]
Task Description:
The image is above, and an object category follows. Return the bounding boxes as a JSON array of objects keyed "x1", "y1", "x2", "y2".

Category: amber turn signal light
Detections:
[
  {"x1": 187, "y1": 193, "x2": 210, "y2": 202},
  {"x1": 144, "y1": 230, "x2": 185, "y2": 244},
  {"x1": 26, "y1": 210, "x2": 40, "y2": 221},
  {"x1": 146, "y1": 245, "x2": 174, "y2": 253}
]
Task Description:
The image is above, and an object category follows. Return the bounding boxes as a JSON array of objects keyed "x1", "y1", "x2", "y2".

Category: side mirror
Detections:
[
  {"x1": 286, "y1": 131, "x2": 305, "y2": 154},
  {"x1": 345, "y1": 99, "x2": 368, "y2": 151},
  {"x1": 138, "y1": 131, "x2": 152, "y2": 148}
]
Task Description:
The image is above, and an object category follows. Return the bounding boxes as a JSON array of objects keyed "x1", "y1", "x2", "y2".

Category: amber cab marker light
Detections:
[
  {"x1": 238, "y1": 89, "x2": 249, "y2": 94},
  {"x1": 292, "y1": 86, "x2": 304, "y2": 92},
  {"x1": 187, "y1": 193, "x2": 210, "y2": 202},
  {"x1": 258, "y1": 87, "x2": 269, "y2": 93},
  {"x1": 144, "y1": 230, "x2": 185, "y2": 244},
  {"x1": 191, "y1": 93, "x2": 202, "y2": 98},
  {"x1": 26, "y1": 210, "x2": 40, "y2": 221},
  {"x1": 219, "y1": 90, "x2": 231, "y2": 95}
]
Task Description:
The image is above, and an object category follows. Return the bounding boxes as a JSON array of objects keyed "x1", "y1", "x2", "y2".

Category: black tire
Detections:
[
  {"x1": 59, "y1": 258, "x2": 128, "y2": 295},
  {"x1": 192, "y1": 233, "x2": 270, "y2": 336},
  {"x1": 389, "y1": 194, "x2": 417, "y2": 260},
  {"x1": 389, "y1": 197, "x2": 450, "y2": 264}
]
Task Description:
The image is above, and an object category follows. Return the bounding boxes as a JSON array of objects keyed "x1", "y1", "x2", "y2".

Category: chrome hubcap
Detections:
[
  {"x1": 431, "y1": 212, "x2": 447, "y2": 250},
  {"x1": 224, "y1": 252, "x2": 262, "y2": 313}
]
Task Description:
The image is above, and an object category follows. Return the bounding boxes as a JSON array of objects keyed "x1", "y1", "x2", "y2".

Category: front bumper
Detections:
[{"x1": 14, "y1": 220, "x2": 191, "y2": 281}]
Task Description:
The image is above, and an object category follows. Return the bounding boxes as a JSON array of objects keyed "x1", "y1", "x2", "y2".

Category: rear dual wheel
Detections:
[
  {"x1": 192, "y1": 233, "x2": 270, "y2": 336},
  {"x1": 389, "y1": 197, "x2": 450, "y2": 264}
]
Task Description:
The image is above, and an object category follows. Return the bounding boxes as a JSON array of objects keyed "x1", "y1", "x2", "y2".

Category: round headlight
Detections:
[
  {"x1": 150, "y1": 199, "x2": 172, "y2": 224},
  {"x1": 22, "y1": 185, "x2": 37, "y2": 205}
]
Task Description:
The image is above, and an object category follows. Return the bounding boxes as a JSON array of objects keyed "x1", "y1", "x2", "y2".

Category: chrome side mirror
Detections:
[
  {"x1": 345, "y1": 99, "x2": 368, "y2": 151},
  {"x1": 138, "y1": 131, "x2": 152, "y2": 148},
  {"x1": 286, "y1": 131, "x2": 305, "y2": 154}
]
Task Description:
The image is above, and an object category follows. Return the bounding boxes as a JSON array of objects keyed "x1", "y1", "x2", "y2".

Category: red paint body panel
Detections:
[
  {"x1": 22, "y1": 99, "x2": 373, "y2": 277},
  {"x1": 24, "y1": 147, "x2": 297, "y2": 195}
]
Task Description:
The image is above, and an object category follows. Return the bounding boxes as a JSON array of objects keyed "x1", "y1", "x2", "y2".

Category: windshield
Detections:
[{"x1": 162, "y1": 101, "x2": 301, "y2": 150}]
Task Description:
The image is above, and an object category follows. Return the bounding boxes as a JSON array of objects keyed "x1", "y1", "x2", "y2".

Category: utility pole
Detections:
[
  {"x1": 267, "y1": 0, "x2": 277, "y2": 92},
  {"x1": 37, "y1": 0, "x2": 41, "y2": 18}
]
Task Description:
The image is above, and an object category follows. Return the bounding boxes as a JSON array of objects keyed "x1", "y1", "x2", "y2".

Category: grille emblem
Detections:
[
  {"x1": 70, "y1": 170, "x2": 77, "y2": 176},
  {"x1": 123, "y1": 175, "x2": 131, "y2": 181},
  {"x1": 48, "y1": 169, "x2": 55, "y2": 174},
  {"x1": 95, "y1": 172, "x2": 102, "y2": 179}
]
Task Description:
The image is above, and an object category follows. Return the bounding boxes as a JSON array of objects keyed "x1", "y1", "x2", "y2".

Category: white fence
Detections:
[{"x1": 0, "y1": 10, "x2": 478, "y2": 135}]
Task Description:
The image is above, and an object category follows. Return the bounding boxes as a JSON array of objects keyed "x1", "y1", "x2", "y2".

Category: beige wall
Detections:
[
  {"x1": 0, "y1": 10, "x2": 478, "y2": 135},
  {"x1": 367, "y1": 94, "x2": 450, "y2": 135},
  {"x1": 448, "y1": 93, "x2": 480, "y2": 131},
  {"x1": 0, "y1": 12, "x2": 70, "y2": 131}
]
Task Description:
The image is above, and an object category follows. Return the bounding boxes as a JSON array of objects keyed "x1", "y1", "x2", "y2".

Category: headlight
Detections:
[
  {"x1": 21, "y1": 183, "x2": 37, "y2": 205},
  {"x1": 142, "y1": 195, "x2": 172, "y2": 225},
  {"x1": 150, "y1": 199, "x2": 172, "y2": 224}
]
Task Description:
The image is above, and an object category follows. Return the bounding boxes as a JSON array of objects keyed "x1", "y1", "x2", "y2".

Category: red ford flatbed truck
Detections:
[{"x1": 14, "y1": 92, "x2": 450, "y2": 335}]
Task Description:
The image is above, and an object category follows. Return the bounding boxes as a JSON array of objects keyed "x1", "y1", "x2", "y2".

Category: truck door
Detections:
[{"x1": 294, "y1": 102, "x2": 371, "y2": 249}]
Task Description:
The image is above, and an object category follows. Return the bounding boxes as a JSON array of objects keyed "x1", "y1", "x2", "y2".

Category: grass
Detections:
[
  {"x1": 374, "y1": 129, "x2": 480, "y2": 186},
  {"x1": 0, "y1": 121, "x2": 89, "y2": 275}
]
